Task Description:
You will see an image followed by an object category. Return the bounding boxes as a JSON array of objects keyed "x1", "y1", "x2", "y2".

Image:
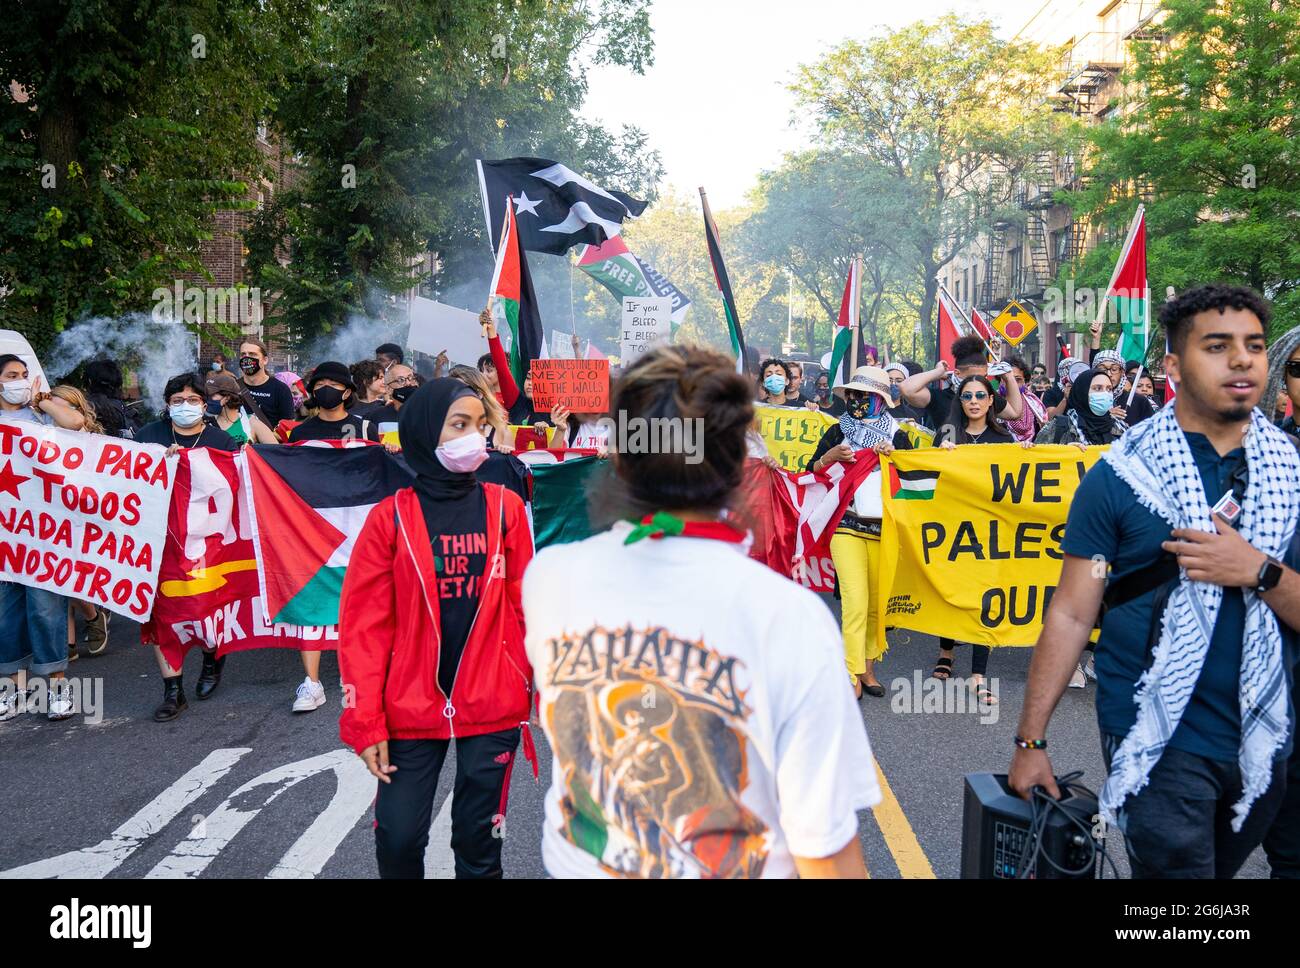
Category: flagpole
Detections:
[
  {"x1": 1093, "y1": 203, "x2": 1144, "y2": 341},
  {"x1": 1124, "y1": 276, "x2": 1156, "y2": 407},
  {"x1": 939, "y1": 281, "x2": 996, "y2": 361},
  {"x1": 849, "y1": 254, "x2": 862, "y2": 373}
]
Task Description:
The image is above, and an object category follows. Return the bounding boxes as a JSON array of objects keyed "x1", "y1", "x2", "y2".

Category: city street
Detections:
[{"x1": 0, "y1": 598, "x2": 1273, "y2": 879}]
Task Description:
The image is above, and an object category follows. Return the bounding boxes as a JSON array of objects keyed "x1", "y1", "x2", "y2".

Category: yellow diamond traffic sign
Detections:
[{"x1": 991, "y1": 300, "x2": 1038, "y2": 346}]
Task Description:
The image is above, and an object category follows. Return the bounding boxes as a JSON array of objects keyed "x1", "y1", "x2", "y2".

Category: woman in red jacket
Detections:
[{"x1": 339, "y1": 378, "x2": 534, "y2": 879}]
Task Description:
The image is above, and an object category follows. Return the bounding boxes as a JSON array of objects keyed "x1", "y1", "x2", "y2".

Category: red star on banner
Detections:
[{"x1": 0, "y1": 459, "x2": 29, "y2": 500}]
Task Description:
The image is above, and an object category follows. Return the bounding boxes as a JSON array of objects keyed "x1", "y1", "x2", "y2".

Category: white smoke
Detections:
[
  {"x1": 296, "y1": 311, "x2": 402, "y2": 372},
  {"x1": 45, "y1": 313, "x2": 198, "y2": 412}
]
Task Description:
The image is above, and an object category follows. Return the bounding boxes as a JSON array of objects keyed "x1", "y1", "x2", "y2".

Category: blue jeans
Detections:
[
  {"x1": 0, "y1": 580, "x2": 69, "y2": 676},
  {"x1": 1101, "y1": 733, "x2": 1286, "y2": 878}
]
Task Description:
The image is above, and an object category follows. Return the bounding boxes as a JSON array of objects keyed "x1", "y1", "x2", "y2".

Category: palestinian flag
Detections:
[
  {"x1": 489, "y1": 196, "x2": 547, "y2": 391},
  {"x1": 936, "y1": 285, "x2": 974, "y2": 369},
  {"x1": 244, "y1": 442, "x2": 409, "y2": 626},
  {"x1": 828, "y1": 259, "x2": 861, "y2": 383},
  {"x1": 1102, "y1": 205, "x2": 1148, "y2": 363},
  {"x1": 889, "y1": 465, "x2": 940, "y2": 501},
  {"x1": 700, "y1": 188, "x2": 746, "y2": 372}
]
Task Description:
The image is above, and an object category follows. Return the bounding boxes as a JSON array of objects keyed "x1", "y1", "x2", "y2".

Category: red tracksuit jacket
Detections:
[{"x1": 338, "y1": 482, "x2": 533, "y2": 754}]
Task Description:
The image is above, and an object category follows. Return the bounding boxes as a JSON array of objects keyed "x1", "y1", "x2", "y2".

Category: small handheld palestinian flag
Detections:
[
  {"x1": 889, "y1": 465, "x2": 940, "y2": 501},
  {"x1": 829, "y1": 258, "x2": 861, "y2": 383},
  {"x1": 700, "y1": 187, "x2": 746, "y2": 372},
  {"x1": 1098, "y1": 204, "x2": 1148, "y2": 363}
]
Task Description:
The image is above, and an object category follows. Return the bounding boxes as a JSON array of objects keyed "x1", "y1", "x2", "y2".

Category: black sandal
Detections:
[{"x1": 931, "y1": 656, "x2": 954, "y2": 681}]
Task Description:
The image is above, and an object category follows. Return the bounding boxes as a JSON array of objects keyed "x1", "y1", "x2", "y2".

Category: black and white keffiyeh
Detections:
[
  {"x1": 839, "y1": 409, "x2": 897, "y2": 452},
  {"x1": 1100, "y1": 405, "x2": 1300, "y2": 831}
]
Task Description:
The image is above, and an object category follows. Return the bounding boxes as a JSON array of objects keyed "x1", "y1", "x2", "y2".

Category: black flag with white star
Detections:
[{"x1": 476, "y1": 157, "x2": 648, "y2": 256}]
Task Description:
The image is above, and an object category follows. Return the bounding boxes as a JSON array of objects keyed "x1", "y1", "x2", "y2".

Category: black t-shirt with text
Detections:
[
  {"x1": 287, "y1": 413, "x2": 379, "y2": 443},
  {"x1": 135, "y1": 419, "x2": 239, "y2": 452},
  {"x1": 240, "y1": 375, "x2": 296, "y2": 427},
  {"x1": 416, "y1": 486, "x2": 489, "y2": 699}
]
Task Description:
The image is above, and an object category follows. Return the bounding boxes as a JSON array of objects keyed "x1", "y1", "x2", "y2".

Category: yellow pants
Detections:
[{"x1": 830, "y1": 530, "x2": 884, "y2": 684}]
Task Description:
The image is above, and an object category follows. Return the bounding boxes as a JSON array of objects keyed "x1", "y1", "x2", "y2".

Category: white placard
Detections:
[
  {"x1": 406, "y1": 297, "x2": 507, "y2": 368},
  {"x1": 620, "y1": 297, "x2": 671, "y2": 363}
]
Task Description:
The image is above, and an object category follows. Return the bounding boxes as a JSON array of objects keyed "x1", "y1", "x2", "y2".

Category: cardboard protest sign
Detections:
[
  {"x1": 0, "y1": 419, "x2": 175, "y2": 619},
  {"x1": 529, "y1": 359, "x2": 609, "y2": 412},
  {"x1": 754, "y1": 405, "x2": 837, "y2": 472},
  {"x1": 620, "y1": 296, "x2": 671, "y2": 363},
  {"x1": 142, "y1": 448, "x2": 337, "y2": 667},
  {"x1": 877, "y1": 444, "x2": 1105, "y2": 646}
]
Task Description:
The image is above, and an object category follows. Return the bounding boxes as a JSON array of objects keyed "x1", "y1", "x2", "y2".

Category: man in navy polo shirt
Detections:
[{"x1": 1010, "y1": 284, "x2": 1300, "y2": 878}]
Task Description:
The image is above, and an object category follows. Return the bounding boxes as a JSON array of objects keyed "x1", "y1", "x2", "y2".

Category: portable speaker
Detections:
[{"x1": 961, "y1": 772, "x2": 1100, "y2": 879}]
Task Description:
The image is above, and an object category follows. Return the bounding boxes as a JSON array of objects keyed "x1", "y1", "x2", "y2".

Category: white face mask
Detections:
[
  {"x1": 1, "y1": 378, "x2": 32, "y2": 406},
  {"x1": 435, "y1": 431, "x2": 489, "y2": 473},
  {"x1": 169, "y1": 402, "x2": 204, "y2": 428}
]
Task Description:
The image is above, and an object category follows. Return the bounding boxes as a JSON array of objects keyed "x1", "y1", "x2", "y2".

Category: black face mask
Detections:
[
  {"x1": 847, "y1": 397, "x2": 872, "y2": 420},
  {"x1": 206, "y1": 399, "x2": 223, "y2": 415},
  {"x1": 391, "y1": 384, "x2": 416, "y2": 404},
  {"x1": 239, "y1": 356, "x2": 261, "y2": 376},
  {"x1": 313, "y1": 386, "x2": 346, "y2": 410}
]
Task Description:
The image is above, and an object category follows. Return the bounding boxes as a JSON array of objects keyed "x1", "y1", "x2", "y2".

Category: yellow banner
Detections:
[
  {"x1": 755, "y1": 405, "x2": 837, "y2": 472},
  {"x1": 877, "y1": 444, "x2": 1105, "y2": 646}
]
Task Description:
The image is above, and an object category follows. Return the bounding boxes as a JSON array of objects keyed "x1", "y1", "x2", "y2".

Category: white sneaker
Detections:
[
  {"x1": 1083, "y1": 654, "x2": 1097, "y2": 680},
  {"x1": 292, "y1": 677, "x2": 326, "y2": 713},
  {"x1": 47, "y1": 679, "x2": 76, "y2": 721},
  {"x1": 0, "y1": 684, "x2": 28, "y2": 721},
  {"x1": 1068, "y1": 666, "x2": 1087, "y2": 689}
]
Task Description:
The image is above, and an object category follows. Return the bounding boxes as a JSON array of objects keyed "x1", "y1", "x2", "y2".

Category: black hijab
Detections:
[
  {"x1": 1066, "y1": 367, "x2": 1119, "y2": 444},
  {"x1": 398, "y1": 378, "x2": 480, "y2": 502}
]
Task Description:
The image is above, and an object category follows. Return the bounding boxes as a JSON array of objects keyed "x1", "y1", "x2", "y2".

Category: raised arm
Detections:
[{"x1": 900, "y1": 362, "x2": 947, "y2": 409}]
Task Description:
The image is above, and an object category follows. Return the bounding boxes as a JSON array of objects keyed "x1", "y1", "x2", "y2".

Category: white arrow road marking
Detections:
[
  {"x1": 0, "y1": 748, "x2": 251, "y2": 879},
  {"x1": 146, "y1": 749, "x2": 369, "y2": 879}
]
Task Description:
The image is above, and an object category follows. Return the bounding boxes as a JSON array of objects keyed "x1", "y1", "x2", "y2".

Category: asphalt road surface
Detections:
[{"x1": 0, "y1": 596, "x2": 1272, "y2": 879}]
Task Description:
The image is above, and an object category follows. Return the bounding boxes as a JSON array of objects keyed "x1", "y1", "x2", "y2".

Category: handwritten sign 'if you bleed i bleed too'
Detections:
[{"x1": 0, "y1": 419, "x2": 176, "y2": 619}]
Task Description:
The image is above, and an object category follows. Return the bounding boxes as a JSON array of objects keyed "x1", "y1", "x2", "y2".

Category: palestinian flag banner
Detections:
[
  {"x1": 142, "y1": 448, "x2": 338, "y2": 669},
  {"x1": 889, "y1": 464, "x2": 940, "y2": 500},
  {"x1": 576, "y1": 237, "x2": 691, "y2": 329},
  {"x1": 700, "y1": 188, "x2": 746, "y2": 372},
  {"x1": 489, "y1": 196, "x2": 547, "y2": 391},
  {"x1": 828, "y1": 258, "x2": 861, "y2": 383},
  {"x1": 970, "y1": 306, "x2": 995, "y2": 344},
  {"x1": 244, "y1": 442, "x2": 410, "y2": 626},
  {"x1": 1101, "y1": 205, "x2": 1148, "y2": 363}
]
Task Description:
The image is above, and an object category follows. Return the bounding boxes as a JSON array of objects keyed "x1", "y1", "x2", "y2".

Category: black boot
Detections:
[
  {"x1": 153, "y1": 675, "x2": 187, "y2": 722},
  {"x1": 195, "y1": 652, "x2": 226, "y2": 700}
]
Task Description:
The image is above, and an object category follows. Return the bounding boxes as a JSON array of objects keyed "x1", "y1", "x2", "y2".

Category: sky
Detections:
[{"x1": 582, "y1": 0, "x2": 1050, "y2": 209}]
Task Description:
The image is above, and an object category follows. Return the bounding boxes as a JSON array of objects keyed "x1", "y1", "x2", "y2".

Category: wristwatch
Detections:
[{"x1": 1255, "y1": 556, "x2": 1284, "y2": 593}]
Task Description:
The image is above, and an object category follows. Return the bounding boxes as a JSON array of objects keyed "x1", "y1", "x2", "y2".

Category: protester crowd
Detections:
[{"x1": 3, "y1": 282, "x2": 1300, "y2": 880}]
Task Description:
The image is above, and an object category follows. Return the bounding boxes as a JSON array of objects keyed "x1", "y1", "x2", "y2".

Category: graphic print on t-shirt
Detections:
[
  {"x1": 541, "y1": 623, "x2": 768, "y2": 878},
  {"x1": 434, "y1": 531, "x2": 487, "y2": 599}
]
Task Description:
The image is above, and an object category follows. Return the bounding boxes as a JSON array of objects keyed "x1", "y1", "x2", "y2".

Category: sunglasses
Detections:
[
  {"x1": 960, "y1": 391, "x2": 989, "y2": 402},
  {"x1": 1286, "y1": 360, "x2": 1300, "y2": 379}
]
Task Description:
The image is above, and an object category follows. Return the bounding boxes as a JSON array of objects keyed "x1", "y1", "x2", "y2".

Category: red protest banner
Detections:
[
  {"x1": 0, "y1": 419, "x2": 174, "y2": 619},
  {"x1": 141, "y1": 448, "x2": 337, "y2": 668},
  {"x1": 529, "y1": 358, "x2": 609, "y2": 412}
]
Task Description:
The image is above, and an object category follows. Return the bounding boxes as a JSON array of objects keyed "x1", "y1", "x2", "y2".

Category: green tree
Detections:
[
  {"x1": 1070, "y1": 0, "x2": 1300, "y2": 342},
  {"x1": 789, "y1": 15, "x2": 1068, "y2": 354},
  {"x1": 246, "y1": 0, "x2": 660, "y2": 347},
  {"x1": 0, "y1": 0, "x2": 303, "y2": 353}
]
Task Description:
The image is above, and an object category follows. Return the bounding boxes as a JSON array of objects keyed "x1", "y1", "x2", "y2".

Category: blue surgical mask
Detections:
[
  {"x1": 169, "y1": 402, "x2": 204, "y2": 428},
  {"x1": 763, "y1": 374, "x2": 787, "y2": 395},
  {"x1": 1088, "y1": 392, "x2": 1113, "y2": 416}
]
